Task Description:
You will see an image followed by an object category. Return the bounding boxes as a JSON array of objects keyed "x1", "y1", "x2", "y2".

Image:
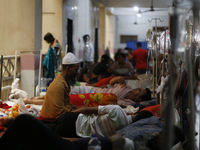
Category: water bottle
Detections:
[
  {"x1": 88, "y1": 134, "x2": 101, "y2": 150},
  {"x1": 40, "y1": 77, "x2": 47, "y2": 93}
]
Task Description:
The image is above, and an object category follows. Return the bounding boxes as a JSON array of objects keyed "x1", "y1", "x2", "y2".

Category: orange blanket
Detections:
[{"x1": 70, "y1": 93, "x2": 117, "y2": 108}]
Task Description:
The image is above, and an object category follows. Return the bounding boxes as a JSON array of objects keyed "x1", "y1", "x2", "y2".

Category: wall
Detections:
[
  {"x1": 0, "y1": 0, "x2": 42, "y2": 97},
  {"x1": 105, "y1": 9, "x2": 116, "y2": 59},
  {"x1": 115, "y1": 15, "x2": 169, "y2": 49},
  {"x1": 42, "y1": 0, "x2": 63, "y2": 53},
  {"x1": 0, "y1": 0, "x2": 35, "y2": 55}
]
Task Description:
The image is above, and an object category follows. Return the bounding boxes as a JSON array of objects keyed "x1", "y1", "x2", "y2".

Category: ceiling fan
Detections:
[
  {"x1": 140, "y1": 0, "x2": 169, "y2": 13},
  {"x1": 126, "y1": 16, "x2": 147, "y2": 25}
]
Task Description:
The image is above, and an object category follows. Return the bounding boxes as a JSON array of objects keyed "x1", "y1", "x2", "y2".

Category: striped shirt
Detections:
[{"x1": 76, "y1": 105, "x2": 132, "y2": 137}]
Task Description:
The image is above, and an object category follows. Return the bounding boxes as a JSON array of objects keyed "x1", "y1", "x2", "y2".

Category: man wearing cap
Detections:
[{"x1": 40, "y1": 52, "x2": 79, "y2": 119}]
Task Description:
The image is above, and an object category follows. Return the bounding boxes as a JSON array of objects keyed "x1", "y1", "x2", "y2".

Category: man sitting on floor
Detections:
[{"x1": 40, "y1": 52, "x2": 79, "y2": 119}]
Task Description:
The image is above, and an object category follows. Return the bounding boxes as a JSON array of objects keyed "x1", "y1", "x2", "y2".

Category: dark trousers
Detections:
[
  {"x1": 44, "y1": 112, "x2": 80, "y2": 138},
  {"x1": 0, "y1": 114, "x2": 112, "y2": 150}
]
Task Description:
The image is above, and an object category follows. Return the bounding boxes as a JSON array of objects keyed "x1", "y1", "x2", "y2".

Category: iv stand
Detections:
[{"x1": 148, "y1": 18, "x2": 164, "y2": 104}]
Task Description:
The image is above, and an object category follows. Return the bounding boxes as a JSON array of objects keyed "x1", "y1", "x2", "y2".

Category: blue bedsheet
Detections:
[{"x1": 116, "y1": 116, "x2": 163, "y2": 142}]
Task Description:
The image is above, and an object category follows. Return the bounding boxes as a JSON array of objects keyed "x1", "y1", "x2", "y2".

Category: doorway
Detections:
[{"x1": 67, "y1": 18, "x2": 73, "y2": 53}]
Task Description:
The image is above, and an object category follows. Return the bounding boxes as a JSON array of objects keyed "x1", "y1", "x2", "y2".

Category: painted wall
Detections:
[
  {"x1": 0, "y1": 0, "x2": 42, "y2": 97},
  {"x1": 0, "y1": 0, "x2": 35, "y2": 55},
  {"x1": 42, "y1": 0, "x2": 63, "y2": 53},
  {"x1": 115, "y1": 15, "x2": 169, "y2": 49}
]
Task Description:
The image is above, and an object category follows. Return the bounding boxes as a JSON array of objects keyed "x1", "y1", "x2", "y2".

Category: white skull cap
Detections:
[{"x1": 62, "y1": 52, "x2": 79, "y2": 64}]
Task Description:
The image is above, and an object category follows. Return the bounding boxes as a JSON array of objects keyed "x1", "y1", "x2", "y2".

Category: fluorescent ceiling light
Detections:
[{"x1": 133, "y1": 6, "x2": 139, "y2": 11}]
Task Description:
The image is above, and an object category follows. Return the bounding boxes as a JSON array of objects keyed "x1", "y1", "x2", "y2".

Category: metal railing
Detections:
[{"x1": 0, "y1": 55, "x2": 21, "y2": 100}]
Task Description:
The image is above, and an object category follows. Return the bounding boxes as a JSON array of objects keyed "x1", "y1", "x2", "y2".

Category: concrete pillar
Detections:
[
  {"x1": 99, "y1": 4, "x2": 105, "y2": 57},
  {"x1": 20, "y1": 0, "x2": 42, "y2": 97}
]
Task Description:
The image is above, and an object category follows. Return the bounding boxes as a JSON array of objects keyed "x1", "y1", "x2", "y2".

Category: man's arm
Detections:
[
  {"x1": 109, "y1": 76, "x2": 123, "y2": 86},
  {"x1": 72, "y1": 107, "x2": 98, "y2": 114}
]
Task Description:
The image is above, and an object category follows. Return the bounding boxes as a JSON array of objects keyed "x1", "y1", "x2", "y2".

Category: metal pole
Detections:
[
  {"x1": 152, "y1": 49, "x2": 155, "y2": 97},
  {"x1": 161, "y1": 30, "x2": 166, "y2": 101},
  {"x1": 37, "y1": 49, "x2": 43, "y2": 96},
  {"x1": 186, "y1": 48, "x2": 196, "y2": 150},
  {"x1": 163, "y1": 53, "x2": 175, "y2": 150},
  {"x1": 155, "y1": 19, "x2": 160, "y2": 104},
  {"x1": 0, "y1": 55, "x2": 3, "y2": 100},
  {"x1": 14, "y1": 51, "x2": 17, "y2": 81},
  {"x1": 148, "y1": 18, "x2": 164, "y2": 99},
  {"x1": 161, "y1": 30, "x2": 167, "y2": 120}
]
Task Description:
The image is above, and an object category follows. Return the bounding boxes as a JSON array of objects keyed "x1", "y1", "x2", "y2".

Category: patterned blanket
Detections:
[{"x1": 116, "y1": 116, "x2": 163, "y2": 142}]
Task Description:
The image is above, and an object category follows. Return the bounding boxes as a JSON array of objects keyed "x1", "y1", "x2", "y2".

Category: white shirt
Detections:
[
  {"x1": 83, "y1": 42, "x2": 94, "y2": 62},
  {"x1": 76, "y1": 105, "x2": 132, "y2": 138}
]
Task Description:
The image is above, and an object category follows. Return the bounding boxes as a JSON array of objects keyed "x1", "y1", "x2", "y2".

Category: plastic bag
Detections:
[
  {"x1": 156, "y1": 75, "x2": 170, "y2": 93},
  {"x1": 9, "y1": 78, "x2": 30, "y2": 101},
  {"x1": 10, "y1": 98, "x2": 30, "y2": 118}
]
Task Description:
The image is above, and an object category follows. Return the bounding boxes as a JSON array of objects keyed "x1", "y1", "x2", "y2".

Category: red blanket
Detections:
[{"x1": 70, "y1": 93, "x2": 117, "y2": 108}]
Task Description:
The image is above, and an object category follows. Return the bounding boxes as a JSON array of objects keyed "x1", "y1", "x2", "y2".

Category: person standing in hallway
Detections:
[
  {"x1": 132, "y1": 42, "x2": 148, "y2": 74},
  {"x1": 43, "y1": 32, "x2": 63, "y2": 80},
  {"x1": 82, "y1": 34, "x2": 94, "y2": 74}
]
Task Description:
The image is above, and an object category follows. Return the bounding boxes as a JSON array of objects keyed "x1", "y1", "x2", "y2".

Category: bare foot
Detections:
[
  {"x1": 0, "y1": 117, "x2": 13, "y2": 126},
  {"x1": 83, "y1": 74, "x2": 90, "y2": 82}
]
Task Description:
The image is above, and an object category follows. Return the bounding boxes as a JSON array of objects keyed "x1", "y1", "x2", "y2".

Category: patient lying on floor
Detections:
[
  {"x1": 0, "y1": 108, "x2": 186, "y2": 150},
  {"x1": 24, "y1": 76, "x2": 152, "y2": 107}
]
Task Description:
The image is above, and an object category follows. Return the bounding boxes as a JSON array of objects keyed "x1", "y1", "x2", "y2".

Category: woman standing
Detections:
[{"x1": 43, "y1": 33, "x2": 63, "y2": 80}]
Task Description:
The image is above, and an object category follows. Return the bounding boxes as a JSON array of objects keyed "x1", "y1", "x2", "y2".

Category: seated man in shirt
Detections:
[
  {"x1": 110, "y1": 53, "x2": 134, "y2": 76},
  {"x1": 40, "y1": 52, "x2": 79, "y2": 119},
  {"x1": 82, "y1": 54, "x2": 112, "y2": 84}
]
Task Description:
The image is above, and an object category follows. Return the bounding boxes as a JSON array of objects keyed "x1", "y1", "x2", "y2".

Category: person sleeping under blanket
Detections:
[
  {"x1": 70, "y1": 76, "x2": 151, "y2": 106},
  {"x1": 0, "y1": 110, "x2": 185, "y2": 150},
  {"x1": 23, "y1": 76, "x2": 152, "y2": 106}
]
